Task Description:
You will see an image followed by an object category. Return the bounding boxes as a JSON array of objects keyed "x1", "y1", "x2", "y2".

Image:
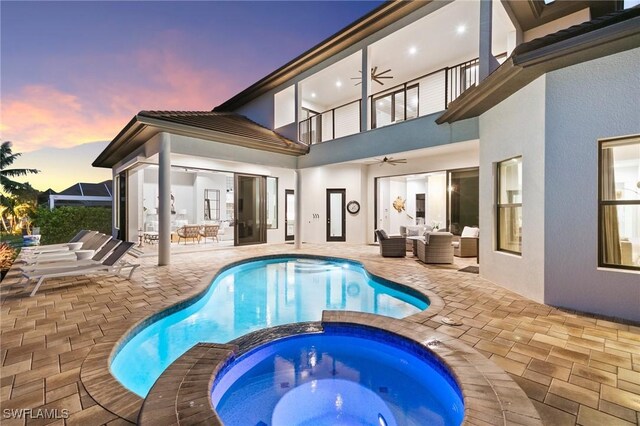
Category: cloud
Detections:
[{"x1": 1, "y1": 40, "x2": 237, "y2": 153}]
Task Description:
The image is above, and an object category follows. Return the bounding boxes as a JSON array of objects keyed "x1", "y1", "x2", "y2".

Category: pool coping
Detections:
[
  {"x1": 80, "y1": 253, "x2": 446, "y2": 422},
  {"x1": 137, "y1": 313, "x2": 543, "y2": 426}
]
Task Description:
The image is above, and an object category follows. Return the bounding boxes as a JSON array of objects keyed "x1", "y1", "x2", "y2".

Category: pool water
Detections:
[
  {"x1": 211, "y1": 329, "x2": 464, "y2": 426},
  {"x1": 111, "y1": 257, "x2": 428, "y2": 396}
]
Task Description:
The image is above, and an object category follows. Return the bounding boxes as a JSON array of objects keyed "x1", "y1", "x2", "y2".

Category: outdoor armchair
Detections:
[
  {"x1": 177, "y1": 225, "x2": 201, "y2": 244},
  {"x1": 375, "y1": 229, "x2": 406, "y2": 258},
  {"x1": 417, "y1": 232, "x2": 454, "y2": 264},
  {"x1": 452, "y1": 226, "x2": 479, "y2": 258},
  {"x1": 200, "y1": 224, "x2": 220, "y2": 243}
]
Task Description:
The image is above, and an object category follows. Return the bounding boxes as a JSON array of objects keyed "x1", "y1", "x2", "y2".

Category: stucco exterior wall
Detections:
[
  {"x1": 479, "y1": 76, "x2": 546, "y2": 302},
  {"x1": 544, "y1": 48, "x2": 640, "y2": 321}
]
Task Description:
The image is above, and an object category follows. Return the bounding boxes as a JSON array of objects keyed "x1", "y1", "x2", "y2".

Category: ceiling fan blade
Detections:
[
  {"x1": 354, "y1": 82, "x2": 362, "y2": 86},
  {"x1": 377, "y1": 76, "x2": 393, "y2": 79},
  {"x1": 376, "y1": 69, "x2": 392, "y2": 77},
  {"x1": 371, "y1": 66, "x2": 378, "y2": 76}
]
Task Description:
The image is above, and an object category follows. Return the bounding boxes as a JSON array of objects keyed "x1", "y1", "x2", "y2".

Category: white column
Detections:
[
  {"x1": 479, "y1": 0, "x2": 499, "y2": 81},
  {"x1": 360, "y1": 47, "x2": 369, "y2": 132},
  {"x1": 158, "y1": 133, "x2": 171, "y2": 266},
  {"x1": 294, "y1": 170, "x2": 302, "y2": 249}
]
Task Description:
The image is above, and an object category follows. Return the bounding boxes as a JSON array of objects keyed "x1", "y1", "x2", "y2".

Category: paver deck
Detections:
[{"x1": 1, "y1": 243, "x2": 639, "y2": 425}]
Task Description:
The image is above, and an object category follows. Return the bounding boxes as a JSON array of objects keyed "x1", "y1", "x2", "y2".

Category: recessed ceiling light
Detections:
[
  {"x1": 408, "y1": 46, "x2": 417, "y2": 55},
  {"x1": 311, "y1": 92, "x2": 316, "y2": 98},
  {"x1": 456, "y1": 24, "x2": 466, "y2": 35},
  {"x1": 336, "y1": 80, "x2": 342, "y2": 88}
]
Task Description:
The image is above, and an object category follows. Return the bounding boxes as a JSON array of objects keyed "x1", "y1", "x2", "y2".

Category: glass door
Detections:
[
  {"x1": 234, "y1": 174, "x2": 267, "y2": 246},
  {"x1": 326, "y1": 189, "x2": 346, "y2": 242},
  {"x1": 285, "y1": 189, "x2": 295, "y2": 241}
]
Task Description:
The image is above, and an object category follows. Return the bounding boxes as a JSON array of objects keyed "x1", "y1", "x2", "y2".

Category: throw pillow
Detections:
[
  {"x1": 461, "y1": 226, "x2": 479, "y2": 238},
  {"x1": 407, "y1": 227, "x2": 420, "y2": 237}
]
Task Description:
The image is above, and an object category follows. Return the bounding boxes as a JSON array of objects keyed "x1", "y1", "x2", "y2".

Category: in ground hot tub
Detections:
[{"x1": 210, "y1": 325, "x2": 464, "y2": 426}]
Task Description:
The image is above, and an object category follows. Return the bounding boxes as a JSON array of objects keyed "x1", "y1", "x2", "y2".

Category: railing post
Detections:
[
  {"x1": 444, "y1": 67, "x2": 449, "y2": 109},
  {"x1": 332, "y1": 109, "x2": 335, "y2": 140}
]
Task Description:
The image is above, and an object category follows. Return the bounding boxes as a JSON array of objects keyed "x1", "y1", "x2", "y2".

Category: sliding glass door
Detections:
[{"x1": 234, "y1": 174, "x2": 267, "y2": 246}]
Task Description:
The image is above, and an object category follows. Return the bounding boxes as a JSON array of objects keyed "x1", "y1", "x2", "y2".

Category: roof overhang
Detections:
[
  {"x1": 93, "y1": 113, "x2": 308, "y2": 169},
  {"x1": 437, "y1": 9, "x2": 640, "y2": 124},
  {"x1": 213, "y1": 0, "x2": 618, "y2": 113}
]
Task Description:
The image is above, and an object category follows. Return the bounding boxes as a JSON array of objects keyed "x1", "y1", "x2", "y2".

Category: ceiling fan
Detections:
[
  {"x1": 351, "y1": 66, "x2": 394, "y2": 86},
  {"x1": 366, "y1": 156, "x2": 408, "y2": 166}
]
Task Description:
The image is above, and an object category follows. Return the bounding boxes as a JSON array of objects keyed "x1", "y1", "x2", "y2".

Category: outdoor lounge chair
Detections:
[
  {"x1": 21, "y1": 230, "x2": 97, "y2": 255},
  {"x1": 417, "y1": 232, "x2": 454, "y2": 264},
  {"x1": 375, "y1": 229, "x2": 406, "y2": 258},
  {"x1": 200, "y1": 224, "x2": 219, "y2": 243},
  {"x1": 21, "y1": 233, "x2": 111, "y2": 264},
  {"x1": 21, "y1": 242, "x2": 138, "y2": 297},
  {"x1": 20, "y1": 239, "x2": 122, "y2": 272}
]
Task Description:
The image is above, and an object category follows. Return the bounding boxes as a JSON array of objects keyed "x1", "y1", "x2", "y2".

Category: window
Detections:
[
  {"x1": 274, "y1": 85, "x2": 295, "y2": 128},
  {"x1": 497, "y1": 157, "x2": 522, "y2": 254},
  {"x1": 266, "y1": 177, "x2": 278, "y2": 229},
  {"x1": 372, "y1": 84, "x2": 418, "y2": 129},
  {"x1": 599, "y1": 136, "x2": 640, "y2": 270}
]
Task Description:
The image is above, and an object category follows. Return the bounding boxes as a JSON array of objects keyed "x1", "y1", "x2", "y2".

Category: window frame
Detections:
[
  {"x1": 266, "y1": 176, "x2": 278, "y2": 230},
  {"x1": 597, "y1": 135, "x2": 640, "y2": 271},
  {"x1": 496, "y1": 156, "x2": 522, "y2": 255}
]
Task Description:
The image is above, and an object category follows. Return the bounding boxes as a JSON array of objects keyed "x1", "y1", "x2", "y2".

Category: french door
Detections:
[
  {"x1": 326, "y1": 189, "x2": 346, "y2": 242},
  {"x1": 285, "y1": 189, "x2": 295, "y2": 241}
]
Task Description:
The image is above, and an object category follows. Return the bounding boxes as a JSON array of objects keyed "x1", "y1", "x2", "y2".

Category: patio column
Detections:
[
  {"x1": 479, "y1": 0, "x2": 499, "y2": 81},
  {"x1": 158, "y1": 132, "x2": 171, "y2": 266},
  {"x1": 361, "y1": 47, "x2": 369, "y2": 132},
  {"x1": 295, "y1": 169, "x2": 302, "y2": 249}
]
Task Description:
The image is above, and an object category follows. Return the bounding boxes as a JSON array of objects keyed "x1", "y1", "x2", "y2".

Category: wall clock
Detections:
[{"x1": 347, "y1": 200, "x2": 360, "y2": 214}]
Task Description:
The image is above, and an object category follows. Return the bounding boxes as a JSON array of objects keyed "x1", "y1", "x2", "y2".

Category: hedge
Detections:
[{"x1": 32, "y1": 206, "x2": 112, "y2": 245}]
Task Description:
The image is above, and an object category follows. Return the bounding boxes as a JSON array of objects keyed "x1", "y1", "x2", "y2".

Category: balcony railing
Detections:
[
  {"x1": 298, "y1": 54, "x2": 506, "y2": 144},
  {"x1": 299, "y1": 99, "x2": 361, "y2": 145}
]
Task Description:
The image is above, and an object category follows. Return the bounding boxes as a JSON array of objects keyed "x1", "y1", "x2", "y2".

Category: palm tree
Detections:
[{"x1": 1, "y1": 141, "x2": 39, "y2": 196}]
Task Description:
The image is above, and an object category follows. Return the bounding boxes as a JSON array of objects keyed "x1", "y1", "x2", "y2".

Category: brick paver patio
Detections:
[{"x1": 1, "y1": 243, "x2": 639, "y2": 425}]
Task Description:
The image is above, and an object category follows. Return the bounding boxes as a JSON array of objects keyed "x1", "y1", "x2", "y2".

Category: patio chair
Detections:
[
  {"x1": 21, "y1": 242, "x2": 138, "y2": 297},
  {"x1": 177, "y1": 225, "x2": 201, "y2": 244},
  {"x1": 417, "y1": 232, "x2": 454, "y2": 264},
  {"x1": 452, "y1": 226, "x2": 479, "y2": 258},
  {"x1": 200, "y1": 224, "x2": 220, "y2": 243},
  {"x1": 375, "y1": 229, "x2": 406, "y2": 258},
  {"x1": 20, "y1": 239, "x2": 122, "y2": 273}
]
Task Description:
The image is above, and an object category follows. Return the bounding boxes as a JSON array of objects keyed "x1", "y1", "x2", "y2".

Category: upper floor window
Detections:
[
  {"x1": 599, "y1": 136, "x2": 640, "y2": 270},
  {"x1": 274, "y1": 85, "x2": 295, "y2": 128},
  {"x1": 497, "y1": 157, "x2": 522, "y2": 254}
]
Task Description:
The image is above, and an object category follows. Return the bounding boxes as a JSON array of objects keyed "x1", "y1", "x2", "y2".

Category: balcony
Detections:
[{"x1": 299, "y1": 55, "x2": 504, "y2": 145}]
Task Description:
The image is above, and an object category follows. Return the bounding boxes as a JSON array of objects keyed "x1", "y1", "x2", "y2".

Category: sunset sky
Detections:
[{"x1": 1, "y1": 1, "x2": 383, "y2": 191}]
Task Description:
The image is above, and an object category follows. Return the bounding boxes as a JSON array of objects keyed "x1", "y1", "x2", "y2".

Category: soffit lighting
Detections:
[
  {"x1": 456, "y1": 24, "x2": 466, "y2": 35},
  {"x1": 336, "y1": 80, "x2": 342, "y2": 88},
  {"x1": 311, "y1": 92, "x2": 316, "y2": 98},
  {"x1": 408, "y1": 46, "x2": 417, "y2": 55}
]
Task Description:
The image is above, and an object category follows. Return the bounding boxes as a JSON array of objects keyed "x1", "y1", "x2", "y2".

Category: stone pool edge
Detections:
[
  {"x1": 137, "y1": 312, "x2": 544, "y2": 426},
  {"x1": 79, "y1": 253, "x2": 445, "y2": 422}
]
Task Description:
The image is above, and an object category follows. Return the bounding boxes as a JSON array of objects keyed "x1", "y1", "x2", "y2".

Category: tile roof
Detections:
[
  {"x1": 137, "y1": 110, "x2": 306, "y2": 153},
  {"x1": 513, "y1": 5, "x2": 640, "y2": 58}
]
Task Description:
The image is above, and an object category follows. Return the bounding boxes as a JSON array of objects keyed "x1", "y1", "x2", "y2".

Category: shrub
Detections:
[
  {"x1": 32, "y1": 206, "x2": 112, "y2": 245},
  {"x1": 0, "y1": 242, "x2": 17, "y2": 280}
]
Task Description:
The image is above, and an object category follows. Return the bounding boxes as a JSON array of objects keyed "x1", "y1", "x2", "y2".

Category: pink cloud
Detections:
[{"x1": 1, "y1": 43, "x2": 237, "y2": 153}]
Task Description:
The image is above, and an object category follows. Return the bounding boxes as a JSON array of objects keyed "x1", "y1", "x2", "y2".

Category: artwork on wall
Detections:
[{"x1": 392, "y1": 196, "x2": 406, "y2": 213}]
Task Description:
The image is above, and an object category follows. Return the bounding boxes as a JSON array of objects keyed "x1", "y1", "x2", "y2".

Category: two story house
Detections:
[{"x1": 93, "y1": 0, "x2": 640, "y2": 321}]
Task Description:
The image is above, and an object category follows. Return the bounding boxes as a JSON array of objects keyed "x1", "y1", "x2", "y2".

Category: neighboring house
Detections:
[
  {"x1": 93, "y1": 0, "x2": 640, "y2": 321},
  {"x1": 39, "y1": 180, "x2": 113, "y2": 209}
]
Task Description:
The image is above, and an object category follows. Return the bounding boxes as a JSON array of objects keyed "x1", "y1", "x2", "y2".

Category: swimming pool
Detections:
[
  {"x1": 211, "y1": 326, "x2": 464, "y2": 426},
  {"x1": 111, "y1": 256, "x2": 428, "y2": 396}
]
